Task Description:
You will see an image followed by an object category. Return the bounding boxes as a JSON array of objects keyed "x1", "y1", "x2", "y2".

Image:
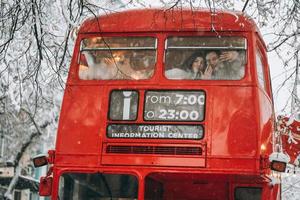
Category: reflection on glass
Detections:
[
  {"x1": 82, "y1": 37, "x2": 156, "y2": 49},
  {"x1": 235, "y1": 187, "x2": 262, "y2": 200},
  {"x1": 58, "y1": 173, "x2": 138, "y2": 200},
  {"x1": 145, "y1": 176, "x2": 164, "y2": 200},
  {"x1": 167, "y1": 36, "x2": 246, "y2": 48},
  {"x1": 165, "y1": 37, "x2": 246, "y2": 80},
  {"x1": 78, "y1": 37, "x2": 156, "y2": 80},
  {"x1": 255, "y1": 51, "x2": 266, "y2": 89}
]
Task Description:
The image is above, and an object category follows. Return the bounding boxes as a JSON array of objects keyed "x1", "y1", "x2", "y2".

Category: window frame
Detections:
[
  {"x1": 255, "y1": 49, "x2": 267, "y2": 91},
  {"x1": 255, "y1": 38, "x2": 274, "y2": 100}
]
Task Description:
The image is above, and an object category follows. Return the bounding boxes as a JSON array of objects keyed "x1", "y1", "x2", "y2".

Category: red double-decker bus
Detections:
[{"x1": 34, "y1": 9, "x2": 282, "y2": 200}]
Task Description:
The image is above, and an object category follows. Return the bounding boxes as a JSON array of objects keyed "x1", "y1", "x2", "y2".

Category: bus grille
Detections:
[{"x1": 106, "y1": 145, "x2": 202, "y2": 156}]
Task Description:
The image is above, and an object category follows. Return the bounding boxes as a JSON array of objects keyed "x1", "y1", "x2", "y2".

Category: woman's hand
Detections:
[{"x1": 202, "y1": 65, "x2": 213, "y2": 79}]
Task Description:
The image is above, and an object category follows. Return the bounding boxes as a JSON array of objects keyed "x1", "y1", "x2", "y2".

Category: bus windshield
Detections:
[
  {"x1": 165, "y1": 36, "x2": 246, "y2": 80},
  {"x1": 58, "y1": 173, "x2": 138, "y2": 200},
  {"x1": 79, "y1": 37, "x2": 156, "y2": 80}
]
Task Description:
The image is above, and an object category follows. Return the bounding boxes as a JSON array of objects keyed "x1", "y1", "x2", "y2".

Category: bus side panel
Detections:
[
  {"x1": 257, "y1": 88, "x2": 274, "y2": 156},
  {"x1": 210, "y1": 86, "x2": 258, "y2": 157},
  {"x1": 56, "y1": 86, "x2": 103, "y2": 155}
]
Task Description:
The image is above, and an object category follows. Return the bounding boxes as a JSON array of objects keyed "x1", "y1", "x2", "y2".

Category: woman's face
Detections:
[{"x1": 192, "y1": 57, "x2": 204, "y2": 72}]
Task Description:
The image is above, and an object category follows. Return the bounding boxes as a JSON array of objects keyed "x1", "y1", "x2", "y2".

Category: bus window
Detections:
[
  {"x1": 79, "y1": 37, "x2": 156, "y2": 80},
  {"x1": 145, "y1": 177, "x2": 164, "y2": 200},
  {"x1": 255, "y1": 50, "x2": 266, "y2": 90},
  {"x1": 234, "y1": 187, "x2": 262, "y2": 200},
  {"x1": 58, "y1": 173, "x2": 138, "y2": 200},
  {"x1": 165, "y1": 36, "x2": 246, "y2": 80}
]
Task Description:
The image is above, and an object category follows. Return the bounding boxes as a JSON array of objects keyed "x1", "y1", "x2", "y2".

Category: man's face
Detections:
[{"x1": 206, "y1": 52, "x2": 219, "y2": 68}]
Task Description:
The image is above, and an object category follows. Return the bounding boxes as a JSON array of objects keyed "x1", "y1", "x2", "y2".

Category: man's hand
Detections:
[{"x1": 219, "y1": 51, "x2": 239, "y2": 62}]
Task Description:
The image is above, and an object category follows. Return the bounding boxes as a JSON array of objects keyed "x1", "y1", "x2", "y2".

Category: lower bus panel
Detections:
[{"x1": 56, "y1": 171, "x2": 280, "y2": 200}]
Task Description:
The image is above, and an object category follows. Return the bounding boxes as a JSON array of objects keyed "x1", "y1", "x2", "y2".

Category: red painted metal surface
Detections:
[
  {"x1": 78, "y1": 9, "x2": 259, "y2": 33},
  {"x1": 46, "y1": 9, "x2": 279, "y2": 200}
]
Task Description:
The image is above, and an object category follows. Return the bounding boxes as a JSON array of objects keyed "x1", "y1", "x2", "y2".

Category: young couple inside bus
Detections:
[{"x1": 165, "y1": 49, "x2": 245, "y2": 80}]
